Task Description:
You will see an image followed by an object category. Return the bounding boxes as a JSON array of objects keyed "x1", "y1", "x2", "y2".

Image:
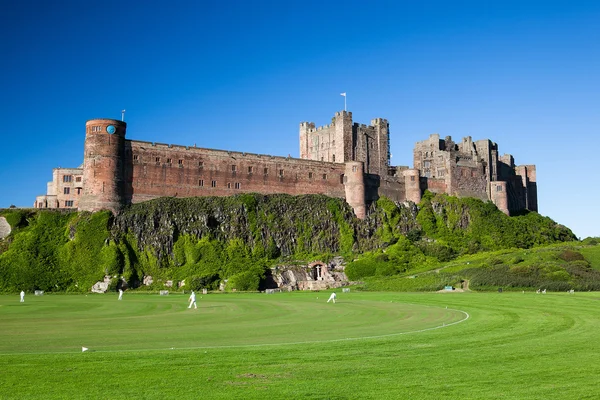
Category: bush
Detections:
[
  {"x1": 187, "y1": 274, "x2": 219, "y2": 291},
  {"x1": 228, "y1": 269, "x2": 262, "y2": 291},
  {"x1": 346, "y1": 259, "x2": 377, "y2": 280}
]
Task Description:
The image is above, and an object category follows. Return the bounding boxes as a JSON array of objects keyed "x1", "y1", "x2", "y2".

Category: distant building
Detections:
[{"x1": 35, "y1": 111, "x2": 537, "y2": 217}]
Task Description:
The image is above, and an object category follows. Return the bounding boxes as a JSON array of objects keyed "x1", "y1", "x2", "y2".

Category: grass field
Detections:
[{"x1": 1, "y1": 291, "x2": 600, "y2": 399}]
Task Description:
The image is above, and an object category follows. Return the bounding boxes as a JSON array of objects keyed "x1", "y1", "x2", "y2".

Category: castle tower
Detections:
[
  {"x1": 299, "y1": 121, "x2": 315, "y2": 159},
  {"x1": 403, "y1": 169, "x2": 422, "y2": 204},
  {"x1": 515, "y1": 165, "x2": 538, "y2": 212},
  {"x1": 490, "y1": 181, "x2": 509, "y2": 215},
  {"x1": 334, "y1": 111, "x2": 353, "y2": 163},
  {"x1": 78, "y1": 119, "x2": 127, "y2": 213},
  {"x1": 524, "y1": 165, "x2": 537, "y2": 212},
  {"x1": 371, "y1": 118, "x2": 390, "y2": 176},
  {"x1": 343, "y1": 161, "x2": 366, "y2": 219}
]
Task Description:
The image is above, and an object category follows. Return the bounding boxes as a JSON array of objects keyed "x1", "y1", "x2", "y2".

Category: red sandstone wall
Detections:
[
  {"x1": 126, "y1": 141, "x2": 347, "y2": 204},
  {"x1": 424, "y1": 178, "x2": 447, "y2": 194},
  {"x1": 449, "y1": 166, "x2": 488, "y2": 201}
]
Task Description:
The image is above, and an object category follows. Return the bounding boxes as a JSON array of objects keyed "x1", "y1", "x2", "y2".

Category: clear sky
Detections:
[{"x1": 1, "y1": 0, "x2": 598, "y2": 238}]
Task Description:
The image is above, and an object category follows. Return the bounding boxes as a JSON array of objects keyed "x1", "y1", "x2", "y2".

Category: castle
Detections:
[{"x1": 34, "y1": 111, "x2": 537, "y2": 217}]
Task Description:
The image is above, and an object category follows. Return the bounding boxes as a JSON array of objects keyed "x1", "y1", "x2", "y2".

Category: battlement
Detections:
[
  {"x1": 299, "y1": 121, "x2": 316, "y2": 129},
  {"x1": 370, "y1": 118, "x2": 388, "y2": 125},
  {"x1": 299, "y1": 121, "x2": 333, "y2": 133},
  {"x1": 334, "y1": 110, "x2": 352, "y2": 118}
]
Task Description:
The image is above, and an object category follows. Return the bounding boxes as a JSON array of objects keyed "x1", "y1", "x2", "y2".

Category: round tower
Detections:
[
  {"x1": 403, "y1": 169, "x2": 422, "y2": 204},
  {"x1": 78, "y1": 119, "x2": 127, "y2": 213},
  {"x1": 344, "y1": 161, "x2": 366, "y2": 219}
]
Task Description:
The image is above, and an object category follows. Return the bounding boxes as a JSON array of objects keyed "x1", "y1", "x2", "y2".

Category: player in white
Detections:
[
  {"x1": 118, "y1": 289, "x2": 123, "y2": 300},
  {"x1": 327, "y1": 292, "x2": 337, "y2": 303},
  {"x1": 20, "y1": 290, "x2": 25, "y2": 303},
  {"x1": 188, "y1": 291, "x2": 197, "y2": 309}
]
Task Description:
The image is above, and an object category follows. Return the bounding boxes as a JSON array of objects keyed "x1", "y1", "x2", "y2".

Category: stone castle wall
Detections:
[
  {"x1": 35, "y1": 110, "x2": 538, "y2": 218},
  {"x1": 125, "y1": 141, "x2": 348, "y2": 206}
]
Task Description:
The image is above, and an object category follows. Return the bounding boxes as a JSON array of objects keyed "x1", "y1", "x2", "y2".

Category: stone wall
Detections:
[{"x1": 125, "y1": 141, "x2": 348, "y2": 204}]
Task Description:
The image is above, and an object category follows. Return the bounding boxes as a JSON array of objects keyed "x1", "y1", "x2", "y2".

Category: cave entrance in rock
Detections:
[{"x1": 309, "y1": 262, "x2": 326, "y2": 281}]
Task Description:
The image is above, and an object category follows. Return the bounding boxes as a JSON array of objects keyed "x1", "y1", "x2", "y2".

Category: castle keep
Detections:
[{"x1": 35, "y1": 111, "x2": 537, "y2": 217}]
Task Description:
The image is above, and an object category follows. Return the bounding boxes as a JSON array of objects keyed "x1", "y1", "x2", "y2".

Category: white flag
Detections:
[
  {"x1": 340, "y1": 92, "x2": 346, "y2": 97},
  {"x1": 82, "y1": 347, "x2": 89, "y2": 352}
]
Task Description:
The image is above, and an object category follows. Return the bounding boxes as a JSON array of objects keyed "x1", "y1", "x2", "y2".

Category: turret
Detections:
[
  {"x1": 403, "y1": 169, "x2": 422, "y2": 204},
  {"x1": 344, "y1": 161, "x2": 366, "y2": 219},
  {"x1": 78, "y1": 119, "x2": 127, "y2": 213}
]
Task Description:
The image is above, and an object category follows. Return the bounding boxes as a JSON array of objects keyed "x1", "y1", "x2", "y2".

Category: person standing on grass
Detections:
[
  {"x1": 118, "y1": 288, "x2": 123, "y2": 300},
  {"x1": 188, "y1": 291, "x2": 197, "y2": 309},
  {"x1": 20, "y1": 290, "x2": 25, "y2": 303},
  {"x1": 327, "y1": 292, "x2": 337, "y2": 303}
]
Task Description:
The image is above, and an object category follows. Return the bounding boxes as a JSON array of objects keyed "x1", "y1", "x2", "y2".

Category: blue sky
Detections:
[{"x1": 1, "y1": 0, "x2": 598, "y2": 238}]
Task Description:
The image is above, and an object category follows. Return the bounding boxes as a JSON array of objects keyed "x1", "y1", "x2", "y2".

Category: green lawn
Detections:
[{"x1": 1, "y1": 291, "x2": 600, "y2": 399}]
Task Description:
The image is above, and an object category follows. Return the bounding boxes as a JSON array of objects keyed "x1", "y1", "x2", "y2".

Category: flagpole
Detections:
[{"x1": 340, "y1": 92, "x2": 346, "y2": 111}]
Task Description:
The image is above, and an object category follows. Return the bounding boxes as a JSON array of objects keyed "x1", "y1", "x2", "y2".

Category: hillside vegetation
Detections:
[{"x1": 0, "y1": 192, "x2": 581, "y2": 293}]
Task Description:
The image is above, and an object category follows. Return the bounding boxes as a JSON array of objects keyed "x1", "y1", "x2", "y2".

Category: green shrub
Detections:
[{"x1": 228, "y1": 268, "x2": 264, "y2": 291}]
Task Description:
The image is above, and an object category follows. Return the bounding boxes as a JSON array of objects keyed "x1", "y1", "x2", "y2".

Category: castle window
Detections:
[
  {"x1": 63, "y1": 187, "x2": 70, "y2": 195},
  {"x1": 167, "y1": 158, "x2": 172, "y2": 164},
  {"x1": 323, "y1": 173, "x2": 327, "y2": 180},
  {"x1": 199, "y1": 161, "x2": 204, "y2": 168},
  {"x1": 321, "y1": 157, "x2": 324, "y2": 162},
  {"x1": 156, "y1": 157, "x2": 161, "y2": 163},
  {"x1": 63, "y1": 175, "x2": 72, "y2": 183},
  {"x1": 264, "y1": 168, "x2": 268, "y2": 175},
  {"x1": 423, "y1": 161, "x2": 430, "y2": 168},
  {"x1": 332, "y1": 155, "x2": 335, "y2": 162},
  {"x1": 91, "y1": 126, "x2": 101, "y2": 132},
  {"x1": 75, "y1": 177, "x2": 82, "y2": 182},
  {"x1": 77, "y1": 188, "x2": 81, "y2": 195},
  {"x1": 340, "y1": 174, "x2": 344, "y2": 184},
  {"x1": 178, "y1": 159, "x2": 183, "y2": 165},
  {"x1": 352, "y1": 165, "x2": 357, "y2": 172},
  {"x1": 211, "y1": 180, "x2": 217, "y2": 188},
  {"x1": 231, "y1": 165, "x2": 237, "y2": 172},
  {"x1": 332, "y1": 140, "x2": 335, "y2": 146},
  {"x1": 235, "y1": 182, "x2": 240, "y2": 189},
  {"x1": 65, "y1": 200, "x2": 74, "y2": 207},
  {"x1": 411, "y1": 176, "x2": 415, "y2": 182},
  {"x1": 309, "y1": 172, "x2": 313, "y2": 179},
  {"x1": 496, "y1": 185, "x2": 502, "y2": 192},
  {"x1": 279, "y1": 169, "x2": 284, "y2": 177},
  {"x1": 199, "y1": 179, "x2": 204, "y2": 187},
  {"x1": 133, "y1": 155, "x2": 139, "y2": 161},
  {"x1": 248, "y1": 166, "x2": 253, "y2": 174},
  {"x1": 227, "y1": 183, "x2": 231, "y2": 189}
]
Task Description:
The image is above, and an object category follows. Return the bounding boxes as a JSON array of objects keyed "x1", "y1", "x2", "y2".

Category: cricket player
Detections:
[
  {"x1": 20, "y1": 290, "x2": 25, "y2": 303},
  {"x1": 118, "y1": 289, "x2": 123, "y2": 300},
  {"x1": 327, "y1": 292, "x2": 337, "y2": 303},
  {"x1": 188, "y1": 291, "x2": 197, "y2": 309}
]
